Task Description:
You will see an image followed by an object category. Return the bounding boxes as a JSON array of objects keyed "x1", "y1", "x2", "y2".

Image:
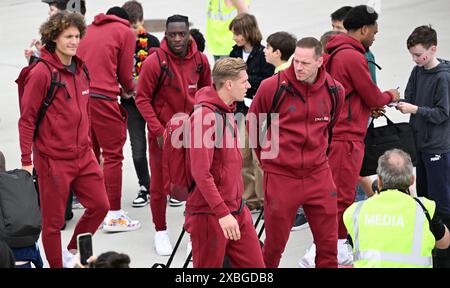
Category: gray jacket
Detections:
[{"x1": 405, "y1": 59, "x2": 450, "y2": 154}]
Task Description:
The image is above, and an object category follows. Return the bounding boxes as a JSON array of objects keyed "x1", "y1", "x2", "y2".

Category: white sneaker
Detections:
[
  {"x1": 186, "y1": 239, "x2": 192, "y2": 262},
  {"x1": 338, "y1": 241, "x2": 353, "y2": 266},
  {"x1": 298, "y1": 243, "x2": 316, "y2": 268},
  {"x1": 154, "y1": 230, "x2": 173, "y2": 256},
  {"x1": 102, "y1": 211, "x2": 141, "y2": 232},
  {"x1": 62, "y1": 249, "x2": 77, "y2": 268}
]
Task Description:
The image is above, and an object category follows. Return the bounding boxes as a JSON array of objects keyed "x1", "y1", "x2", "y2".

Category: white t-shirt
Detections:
[{"x1": 242, "y1": 50, "x2": 250, "y2": 62}]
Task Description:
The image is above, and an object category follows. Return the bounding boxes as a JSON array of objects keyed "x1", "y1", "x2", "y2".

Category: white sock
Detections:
[
  {"x1": 338, "y1": 239, "x2": 347, "y2": 246},
  {"x1": 107, "y1": 210, "x2": 122, "y2": 219}
]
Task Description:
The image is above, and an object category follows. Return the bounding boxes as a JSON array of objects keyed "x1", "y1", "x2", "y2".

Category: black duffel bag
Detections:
[{"x1": 360, "y1": 114, "x2": 417, "y2": 176}]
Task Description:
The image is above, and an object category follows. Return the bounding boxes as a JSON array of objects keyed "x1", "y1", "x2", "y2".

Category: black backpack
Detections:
[
  {"x1": 265, "y1": 72, "x2": 340, "y2": 154},
  {"x1": 0, "y1": 169, "x2": 42, "y2": 248}
]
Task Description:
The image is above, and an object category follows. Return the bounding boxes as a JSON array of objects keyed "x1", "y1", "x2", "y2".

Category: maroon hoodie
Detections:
[
  {"x1": 249, "y1": 64, "x2": 345, "y2": 178},
  {"x1": 18, "y1": 48, "x2": 91, "y2": 166},
  {"x1": 77, "y1": 14, "x2": 135, "y2": 99},
  {"x1": 326, "y1": 34, "x2": 394, "y2": 140},
  {"x1": 135, "y1": 38, "x2": 211, "y2": 139},
  {"x1": 186, "y1": 87, "x2": 242, "y2": 218}
]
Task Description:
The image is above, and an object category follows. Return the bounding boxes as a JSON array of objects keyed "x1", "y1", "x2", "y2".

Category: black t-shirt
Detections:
[{"x1": 64, "y1": 58, "x2": 77, "y2": 74}]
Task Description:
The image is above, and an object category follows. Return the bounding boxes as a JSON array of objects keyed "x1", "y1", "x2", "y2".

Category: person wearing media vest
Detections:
[
  {"x1": 344, "y1": 149, "x2": 450, "y2": 268},
  {"x1": 249, "y1": 37, "x2": 345, "y2": 268},
  {"x1": 308, "y1": 5, "x2": 401, "y2": 266},
  {"x1": 135, "y1": 15, "x2": 211, "y2": 256},
  {"x1": 18, "y1": 12, "x2": 109, "y2": 268},
  {"x1": 185, "y1": 58, "x2": 264, "y2": 268},
  {"x1": 77, "y1": 7, "x2": 141, "y2": 232}
]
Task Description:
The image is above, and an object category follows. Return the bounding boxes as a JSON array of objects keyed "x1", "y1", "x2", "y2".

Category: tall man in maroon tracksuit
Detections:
[
  {"x1": 135, "y1": 15, "x2": 211, "y2": 256},
  {"x1": 185, "y1": 58, "x2": 265, "y2": 268},
  {"x1": 249, "y1": 37, "x2": 345, "y2": 268},
  {"x1": 309, "y1": 5, "x2": 400, "y2": 265},
  {"x1": 18, "y1": 12, "x2": 109, "y2": 268},
  {"x1": 77, "y1": 7, "x2": 140, "y2": 232}
]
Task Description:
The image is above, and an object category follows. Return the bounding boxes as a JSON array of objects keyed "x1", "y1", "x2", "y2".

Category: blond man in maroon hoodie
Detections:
[
  {"x1": 77, "y1": 7, "x2": 140, "y2": 233},
  {"x1": 249, "y1": 37, "x2": 345, "y2": 268},
  {"x1": 184, "y1": 57, "x2": 265, "y2": 268},
  {"x1": 18, "y1": 12, "x2": 109, "y2": 268},
  {"x1": 136, "y1": 15, "x2": 211, "y2": 256}
]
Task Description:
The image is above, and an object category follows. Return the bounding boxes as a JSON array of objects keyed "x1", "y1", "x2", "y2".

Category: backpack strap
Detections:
[
  {"x1": 413, "y1": 197, "x2": 432, "y2": 225},
  {"x1": 265, "y1": 72, "x2": 305, "y2": 135},
  {"x1": 33, "y1": 59, "x2": 65, "y2": 141},
  {"x1": 152, "y1": 49, "x2": 172, "y2": 105},
  {"x1": 193, "y1": 51, "x2": 204, "y2": 74},
  {"x1": 324, "y1": 74, "x2": 340, "y2": 155}
]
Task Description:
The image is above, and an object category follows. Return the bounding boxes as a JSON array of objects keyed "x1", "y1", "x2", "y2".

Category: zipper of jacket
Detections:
[{"x1": 73, "y1": 73, "x2": 82, "y2": 156}]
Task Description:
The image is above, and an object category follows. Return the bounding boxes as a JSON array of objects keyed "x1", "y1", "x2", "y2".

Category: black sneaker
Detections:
[
  {"x1": 291, "y1": 213, "x2": 308, "y2": 231},
  {"x1": 132, "y1": 186, "x2": 149, "y2": 207},
  {"x1": 168, "y1": 196, "x2": 184, "y2": 207}
]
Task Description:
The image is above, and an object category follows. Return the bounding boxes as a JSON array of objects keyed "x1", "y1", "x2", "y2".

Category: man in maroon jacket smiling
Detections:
[
  {"x1": 249, "y1": 37, "x2": 345, "y2": 268},
  {"x1": 185, "y1": 57, "x2": 265, "y2": 268},
  {"x1": 18, "y1": 12, "x2": 109, "y2": 268},
  {"x1": 135, "y1": 15, "x2": 211, "y2": 256},
  {"x1": 77, "y1": 7, "x2": 140, "y2": 233}
]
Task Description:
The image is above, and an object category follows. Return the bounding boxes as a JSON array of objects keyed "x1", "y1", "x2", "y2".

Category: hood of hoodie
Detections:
[
  {"x1": 40, "y1": 47, "x2": 84, "y2": 72},
  {"x1": 93, "y1": 13, "x2": 130, "y2": 28},
  {"x1": 326, "y1": 34, "x2": 366, "y2": 56},
  {"x1": 422, "y1": 58, "x2": 450, "y2": 74},
  {"x1": 283, "y1": 62, "x2": 328, "y2": 96},
  {"x1": 160, "y1": 37, "x2": 199, "y2": 60},
  {"x1": 195, "y1": 86, "x2": 235, "y2": 113}
]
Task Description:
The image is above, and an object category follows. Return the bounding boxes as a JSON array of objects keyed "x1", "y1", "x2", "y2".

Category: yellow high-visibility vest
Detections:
[
  {"x1": 205, "y1": 0, "x2": 251, "y2": 56},
  {"x1": 344, "y1": 190, "x2": 435, "y2": 268}
]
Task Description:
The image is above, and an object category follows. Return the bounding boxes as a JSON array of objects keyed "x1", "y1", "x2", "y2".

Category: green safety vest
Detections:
[
  {"x1": 344, "y1": 190, "x2": 436, "y2": 268},
  {"x1": 205, "y1": 0, "x2": 251, "y2": 56}
]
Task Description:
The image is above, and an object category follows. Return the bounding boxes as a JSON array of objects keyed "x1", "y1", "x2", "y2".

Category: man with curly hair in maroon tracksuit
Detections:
[{"x1": 18, "y1": 12, "x2": 109, "y2": 268}]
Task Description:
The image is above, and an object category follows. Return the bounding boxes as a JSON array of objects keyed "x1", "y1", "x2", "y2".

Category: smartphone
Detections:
[{"x1": 77, "y1": 233, "x2": 93, "y2": 266}]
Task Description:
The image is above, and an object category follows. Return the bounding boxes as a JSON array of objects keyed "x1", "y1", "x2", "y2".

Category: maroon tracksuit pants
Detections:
[
  {"x1": 262, "y1": 168, "x2": 338, "y2": 268},
  {"x1": 90, "y1": 98, "x2": 127, "y2": 210},
  {"x1": 185, "y1": 207, "x2": 265, "y2": 268},
  {"x1": 148, "y1": 138, "x2": 168, "y2": 231},
  {"x1": 328, "y1": 140, "x2": 365, "y2": 239},
  {"x1": 34, "y1": 149, "x2": 109, "y2": 268}
]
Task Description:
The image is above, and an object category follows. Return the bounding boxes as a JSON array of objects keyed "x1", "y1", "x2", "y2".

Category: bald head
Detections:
[{"x1": 376, "y1": 149, "x2": 414, "y2": 191}]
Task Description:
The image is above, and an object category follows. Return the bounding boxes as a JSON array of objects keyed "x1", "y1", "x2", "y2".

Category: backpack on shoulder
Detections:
[
  {"x1": 0, "y1": 169, "x2": 42, "y2": 248},
  {"x1": 16, "y1": 57, "x2": 90, "y2": 141},
  {"x1": 266, "y1": 71, "x2": 340, "y2": 154},
  {"x1": 162, "y1": 103, "x2": 231, "y2": 201}
]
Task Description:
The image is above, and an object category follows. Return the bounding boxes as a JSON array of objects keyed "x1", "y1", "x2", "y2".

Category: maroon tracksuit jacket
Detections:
[
  {"x1": 136, "y1": 39, "x2": 211, "y2": 231},
  {"x1": 249, "y1": 64, "x2": 345, "y2": 267},
  {"x1": 326, "y1": 34, "x2": 395, "y2": 239},
  {"x1": 77, "y1": 14, "x2": 136, "y2": 210},
  {"x1": 18, "y1": 48, "x2": 109, "y2": 268},
  {"x1": 184, "y1": 87, "x2": 265, "y2": 268}
]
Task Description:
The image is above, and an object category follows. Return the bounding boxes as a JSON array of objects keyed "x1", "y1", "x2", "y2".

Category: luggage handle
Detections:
[{"x1": 368, "y1": 113, "x2": 396, "y2": 129}]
